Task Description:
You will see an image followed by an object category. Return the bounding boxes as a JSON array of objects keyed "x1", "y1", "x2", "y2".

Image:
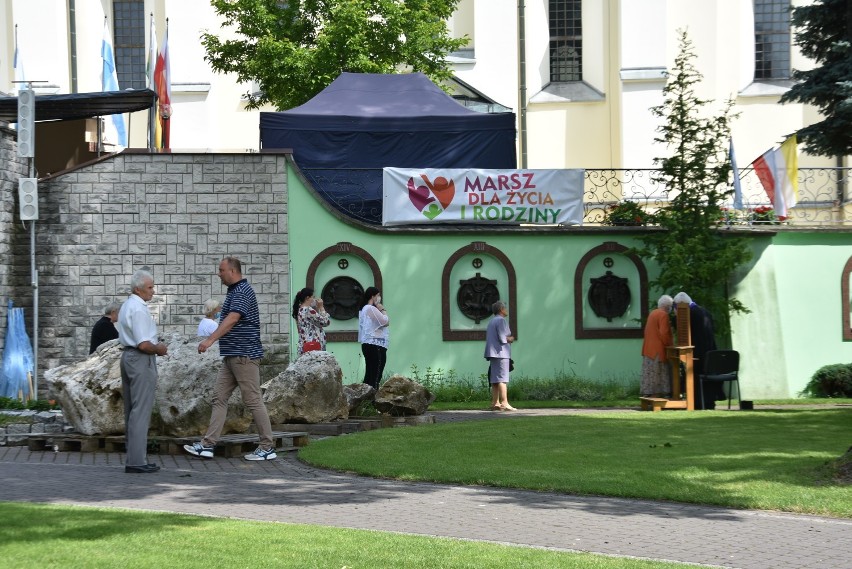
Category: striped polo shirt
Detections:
[{"x1": 218, "y1": 278, "x2": 264, "y2": 359}]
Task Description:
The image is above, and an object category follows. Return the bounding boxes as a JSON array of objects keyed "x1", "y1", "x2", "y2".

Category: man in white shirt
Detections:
[{"x1": 117, "y1": 269, "x2": 168, "y2": 473}]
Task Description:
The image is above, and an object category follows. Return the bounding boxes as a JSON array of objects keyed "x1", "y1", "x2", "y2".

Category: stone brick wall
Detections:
[
  {"x1": 0, "y1": 123, "x2": 32, "y2": 356},
  {"x1": 7, "y1": 150, "x2": 291, "y2": 385}
]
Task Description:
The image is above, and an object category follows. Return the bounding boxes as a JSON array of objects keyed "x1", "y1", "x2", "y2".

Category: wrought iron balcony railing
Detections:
[
  {"x1": 586, "y1": 167, "x2": 851, "y2": 227},
  {"x1": 300, "y1": 167, "x2": 852, "y2": 227}
]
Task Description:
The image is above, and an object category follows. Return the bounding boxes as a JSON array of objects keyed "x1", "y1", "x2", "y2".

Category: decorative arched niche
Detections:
[
  {"x1": 574, "y1": 241, "x2": 648, "y2": 339},
  {"x1": 442, "y1": 241, "x2": 517, "y2": 341},
  {"x1": 842, "y1": 256, "x2": 852, "y2": 341},
  {"x1": 305, "y1": 242, "x2": 382, "y2": 342}
]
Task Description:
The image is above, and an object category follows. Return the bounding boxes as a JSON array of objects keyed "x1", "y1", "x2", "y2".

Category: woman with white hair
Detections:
[
  {"x1": 641, "y1": 294, "x2": 674, "y2": 397},
  {"x1": 485, "y1": 300, "x2": 516, "y2": 411},
  {"x1": 197, "y1": 298, "x2": 221, "y2": 337},
  {"x1": 89, "y1": 300, "x2": 122, "y2": 354}
]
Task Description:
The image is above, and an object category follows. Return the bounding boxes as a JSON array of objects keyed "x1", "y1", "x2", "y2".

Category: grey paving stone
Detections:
[{"x1": 0, "y1": 408, "x2": 849, "y2": 569}]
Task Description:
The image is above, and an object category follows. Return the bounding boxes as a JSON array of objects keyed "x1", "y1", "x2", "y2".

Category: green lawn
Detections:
[
  {"x1": 0, "y1": 502, "x2": 686, "y2": 569},
  {"x1": 301, "y1": 408, "x2": 852, "y2": 518},
  {"x1": 3, "y1": 403, "x2": 849, "y2": 568}
]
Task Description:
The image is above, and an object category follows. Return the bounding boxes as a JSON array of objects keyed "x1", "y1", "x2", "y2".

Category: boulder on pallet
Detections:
[
  {"x1": 262, "y1": 351, "x2": 348, "y2": 423},
  {"x1": 343, "y1": 382, "x2": 375, "y2": 414},
  {"x1": 44, "y1": 342, "x2": 125, "y2": 436},
  {"x1": 374, "y1": 375, "x2": 435, "y2": 416},
  {"x1": 155, "y1": 335, "x2": 250, "y2": 437},
  {"x1": 44, "y1": 334, "x2": 250, "y2": 437}
]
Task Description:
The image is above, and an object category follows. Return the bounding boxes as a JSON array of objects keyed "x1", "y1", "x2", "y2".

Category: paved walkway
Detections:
[{"x1": 1, "y1": 408, "x2": 850, "y2": 568}]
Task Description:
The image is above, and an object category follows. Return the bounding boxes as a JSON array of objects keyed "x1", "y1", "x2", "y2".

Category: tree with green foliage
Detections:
[
  {"x1": 202, "y1": 0, "x2": 467, "y2": 110},
  {"x1": 638, "y1": 30, "x2": 752, "y2": 337},
  {"x1": 780, "y1": 0, "x2": 852, "y2": 157}
]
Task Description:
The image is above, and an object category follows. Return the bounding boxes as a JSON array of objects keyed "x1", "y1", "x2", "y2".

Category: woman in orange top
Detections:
[{"x1": 641, "y1": 294, "x2": 674, "y2": 397}]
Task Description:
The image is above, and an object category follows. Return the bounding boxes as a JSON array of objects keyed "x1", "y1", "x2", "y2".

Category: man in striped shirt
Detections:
[{"x1": 184, "y1": 257, "x2": 277, "y2": 461}]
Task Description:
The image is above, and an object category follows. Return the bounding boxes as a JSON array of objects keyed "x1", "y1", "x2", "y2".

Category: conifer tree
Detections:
[
  {"x1": 638, "y1": 30, "x2": 752, "y2": 336},
  {"x1": 780, "y1": 0, "x2": 852, "y2": 157}
]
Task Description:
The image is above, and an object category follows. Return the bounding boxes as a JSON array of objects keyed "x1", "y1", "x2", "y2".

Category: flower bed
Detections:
[{"x1": 603, "y1": 201, "x2": 655, "y2": 226}]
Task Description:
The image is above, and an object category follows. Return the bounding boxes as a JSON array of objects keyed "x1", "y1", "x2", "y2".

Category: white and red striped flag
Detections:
[{"x1": 153, "y1": 21, "x2": 171, "y2": 148}]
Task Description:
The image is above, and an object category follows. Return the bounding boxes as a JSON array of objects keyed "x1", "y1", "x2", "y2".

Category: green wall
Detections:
[
  {"x1": 730, "y1": 232, "x2": 852, "y2": 398},
  {"x1": 287, "y1": 165, "x2": 651, "y2": 386},
  {"x1": 289, "y1": 162, "x2": 852, "y2": 398}
]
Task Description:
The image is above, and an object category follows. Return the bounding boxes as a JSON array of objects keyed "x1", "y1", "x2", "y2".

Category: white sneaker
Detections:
[
  {"x1": 244, "y1": 446, "x2": 277, "y2": 461},
  {"x1": 184, "y1": 442, "x2": 214, "y2": 459}
]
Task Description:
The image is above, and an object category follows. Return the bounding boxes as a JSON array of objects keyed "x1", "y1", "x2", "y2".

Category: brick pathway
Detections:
[{"x1": 0, "y1": 408, "x2": 849, "y2": 568}]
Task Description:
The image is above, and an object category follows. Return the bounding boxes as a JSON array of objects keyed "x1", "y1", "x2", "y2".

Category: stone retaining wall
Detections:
[{"x1": 0, "y1": 411, "x2": 70, "y2": 446}]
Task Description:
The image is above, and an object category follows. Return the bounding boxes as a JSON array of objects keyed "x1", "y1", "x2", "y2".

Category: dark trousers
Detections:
[{"x1": 361, "y1": 343, "x2": 387, "y2": 389}]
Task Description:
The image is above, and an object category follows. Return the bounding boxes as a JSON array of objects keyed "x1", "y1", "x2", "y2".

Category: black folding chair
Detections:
[{"x1": 698, "y1": 350, "x2": 740, "y2": 410}]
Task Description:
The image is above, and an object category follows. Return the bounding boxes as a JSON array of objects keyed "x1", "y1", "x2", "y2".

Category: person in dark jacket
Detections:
[
  {"x1": 674, "y1": 292, "x2": 721, "y2": 409},
  {"x1": 89, "y1": 301, "x2": 121, "y2": 354}
]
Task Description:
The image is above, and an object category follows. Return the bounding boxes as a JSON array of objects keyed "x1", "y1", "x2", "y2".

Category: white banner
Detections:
[{"x1": 382, "y1": 168, "x2": 585, "y2": 226}]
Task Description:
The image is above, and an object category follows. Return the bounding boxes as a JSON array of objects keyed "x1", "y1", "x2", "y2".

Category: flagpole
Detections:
[
  {"x1": 98, "y1": 16, "x2": 106, "y2": 157},
  {"x1": 148, "y1": 13, "x2": 155, "y2": 150},
  {"x1": 14, "y1": 24, "x2": 18, "y2": 90}
]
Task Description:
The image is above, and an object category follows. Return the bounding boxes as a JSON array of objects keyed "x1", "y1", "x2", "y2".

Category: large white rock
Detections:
[
  {"x1": 154, "y1": 335, "x2": 250, "y2": 437},
  {"x1": 43, "y1": 340, "x2": 125, "y2": 436},
  {"x1": 263, "y1": 351, "x2": 349, "y2": 423},
  {"x1": 44, "y1": 334, "x2": 249, "y2": 436}
]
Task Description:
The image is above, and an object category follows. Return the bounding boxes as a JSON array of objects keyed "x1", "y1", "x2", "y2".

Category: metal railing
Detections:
[
  {"x1": 585, "y1": 167, "x2": 851, "y2": 226},
  {"x1": 300, "y1": 167, "x2": 852, "y2": 227}
]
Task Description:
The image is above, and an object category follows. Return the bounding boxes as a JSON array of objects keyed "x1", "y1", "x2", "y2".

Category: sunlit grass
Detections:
[
  {"x1": 0, "y1": 503, "x2": 687, "y2": 569},
  {"x1": 301, "y1": 409, "x2": 852, "y2": 518}
]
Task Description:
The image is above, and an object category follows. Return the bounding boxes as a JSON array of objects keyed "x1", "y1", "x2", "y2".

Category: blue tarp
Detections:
[
  {"x1": 260, "y1": 72, "x2": 517, "y2": 225},
  {"x1": 0, "y1": 301, "x2": 34, "y2": 400}
]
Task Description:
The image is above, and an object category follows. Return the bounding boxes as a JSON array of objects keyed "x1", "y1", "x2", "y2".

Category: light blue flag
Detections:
[
  {"x1": 101, "y1": 20, "x2": 127, "y2": 147},
  {"x1": 730, "y1": 138, "x2": 743, "y2": 210},
  {"x1": 13, "y1": 32, "x2": 26, "y2": 90}
]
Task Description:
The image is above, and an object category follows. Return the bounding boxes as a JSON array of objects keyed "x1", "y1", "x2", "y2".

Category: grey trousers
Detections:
[{"x1": 120, "y1": 349, "x2": 158, "y2": 466}]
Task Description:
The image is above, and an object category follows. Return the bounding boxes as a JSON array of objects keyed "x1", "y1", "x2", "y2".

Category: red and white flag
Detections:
[
  {"x1": 751, "y1": 135, "x2": 798, "y2": 218},
  {"x1": 153, "y1": 23, "x2": 171, "y2": 148}
]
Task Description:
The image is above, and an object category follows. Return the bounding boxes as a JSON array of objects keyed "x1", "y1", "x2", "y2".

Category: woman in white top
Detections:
[
  {"x1": 197, "y1": 298, "x2": 221, "y2": 337},
  {"x1": 358, "y1": 286, "x2": 389, "y2": 389}
]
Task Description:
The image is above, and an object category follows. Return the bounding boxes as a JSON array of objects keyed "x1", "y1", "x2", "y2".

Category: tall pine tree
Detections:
[{"x1": 638, "y1": 30, "x2": 752, "y2": 337}]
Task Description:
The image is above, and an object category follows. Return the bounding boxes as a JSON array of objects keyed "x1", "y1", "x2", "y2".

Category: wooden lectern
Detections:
[{"x1": 640, "y1": 303, "x2": 695, "y2": 411}]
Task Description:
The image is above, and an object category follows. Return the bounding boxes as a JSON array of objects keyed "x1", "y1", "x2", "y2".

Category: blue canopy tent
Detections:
[{"x1": 260, "y1": 72, "x2": 516, "y2": 225}]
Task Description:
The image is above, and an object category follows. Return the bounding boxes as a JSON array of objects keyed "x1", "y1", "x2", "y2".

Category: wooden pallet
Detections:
[
  {"x1": 28, "y1": 434, "x2": 101, "y2": 452},
  {"x1": 271, "y1": 419, "x2": 384, "y2": 436},
  {"x1": 349, "y1": 415, "x2": 435, "y2": 427},
  {"x1": 26, "y1": 431, "x2": 309, "y2": 457},
  {"x1": 166, "y1": 431, "x2": 309, "y2": 457}
]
